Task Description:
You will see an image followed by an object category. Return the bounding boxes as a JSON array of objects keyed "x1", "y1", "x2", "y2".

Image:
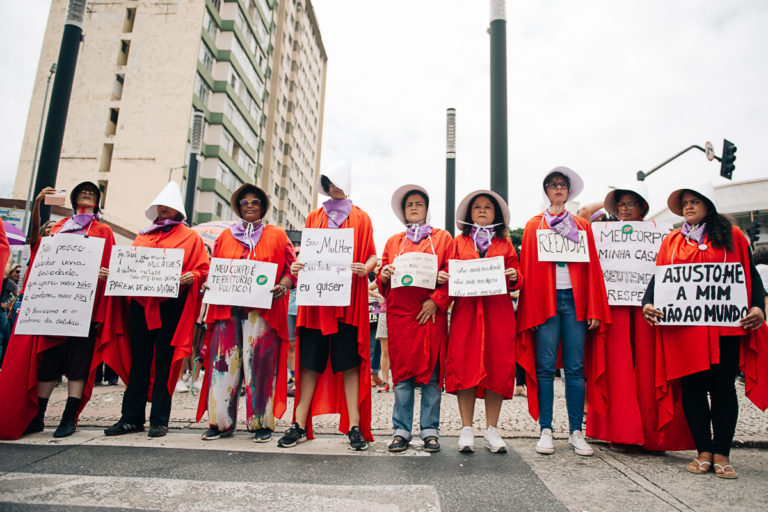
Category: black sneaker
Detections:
[
  {"x1": 201, "y1": 426, "x2": 233, "y2": 441},
  {"x1": 277, "y1": 423, "x2": 306, "y2": 448},
  {"x1": 104, "y1": 421, "x2": 144, "y2": 436},
  {"x1": 348, "y1": 426, "x2": 368, "y2": 451},
  {"x1": 253, "y1": 428, "x2": 272, "y2": 443},
  {"x1": 148, "y1": 425, "x2": 168, "y2": 438}
]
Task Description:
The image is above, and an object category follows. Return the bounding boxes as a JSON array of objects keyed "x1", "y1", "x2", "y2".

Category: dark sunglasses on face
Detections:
[{"x1": 239, "y1": 199, "x2": 261, "y2": 207}]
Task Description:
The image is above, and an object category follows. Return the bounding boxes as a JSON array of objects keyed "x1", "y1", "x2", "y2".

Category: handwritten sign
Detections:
[
  {"x1": 105, "y1": 246, "x2": 184, "y2": 298},
  {"x1": 593, "y1": 221, "x2": 672, "y2": 306},
  {"x1": 654, "y1": 262, "x2": 748, "y2": 326},
  {"x1": 15, "y1": 234, "x2": 105, "y2": 337},
  {"x1": 203, "y1": 258, "x2": 278, "y2": 309},
  {"x1": 392, "y1": 252, "x2": 438, "y2": 289},
  {"x1": 448, "y1": 256, "x2": 507, "y2": 297},
  {"x1": 536, "y1": 229, "x2": 590, "y2": 262},
  {"x1": 296, "y1": 228, "x2": 354, "y2": 306}
]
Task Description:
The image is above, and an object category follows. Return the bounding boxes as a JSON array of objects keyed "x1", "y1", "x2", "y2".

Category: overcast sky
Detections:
[{"x1": 3, "y1": 1, "x2": 767, "y2": 253}]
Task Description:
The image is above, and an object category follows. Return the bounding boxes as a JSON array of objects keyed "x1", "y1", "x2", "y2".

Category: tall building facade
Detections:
[{"x1": 13, "y1": 0, "x2": 326, "y2": 233}]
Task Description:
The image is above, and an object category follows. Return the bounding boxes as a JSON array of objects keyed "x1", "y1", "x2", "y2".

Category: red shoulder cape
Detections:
[
  {"x1": 196, "y1": 225, "x2": 294, "y2": 423},
  {"x1": 516, "y1": 213, "x2": 611, "y2": 420},
  {"x1": 97, "y1": 223, "x2": 209, "y2": 402},
  {"x1": 377, "y1": 229, "x2": 453, "y2": 386},
  {"x1": 0, "y1": 219, "x2": 114, "y2": 439},
  {"x1": 294, "y1": 206, "x2": 376, "y2": 441}
]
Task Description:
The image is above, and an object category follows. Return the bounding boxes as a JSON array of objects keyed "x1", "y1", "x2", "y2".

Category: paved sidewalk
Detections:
[{"x1": 45, "y1": 376, "x2": 768, "y2": 443}]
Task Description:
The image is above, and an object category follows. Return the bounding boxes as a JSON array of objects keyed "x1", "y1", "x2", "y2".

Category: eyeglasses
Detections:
[
  {"x1": 617, "y1": 201, "x2": 638, "y2": 208},
  {"x1": 545, "y1": 182, "x2": 568, "y2": 190},
  {"x1": 239, "y1": 199, "x2": 262, "y2": 207},
  {"x1": 78, "y1": 189, "x2": 97, "y2": 196}
]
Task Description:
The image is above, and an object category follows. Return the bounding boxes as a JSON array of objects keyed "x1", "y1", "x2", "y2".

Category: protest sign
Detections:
[
  {"x1": 536, "y1": 229, "x2": 590, "y2": 262},
  {"x1": 105, "y1": 246, "x2": 184, "y2": 298},
  {"x1": 593, "y1": 221, "x2": 672, "y2": 305},
  {"x1": 654, "y1": 262, "x2": 748, "y2": 326},
  {"x1": 391, "y1": 252, "x2": 438, "y2": 289},
  {"x1": 203, "y1": 258, "x2": 278, "y2": 309},
  {"x1": 296, "y1": 228, "x2": 354, "y2": 306},
  {"x1": 15, "y1": 234, "x2": 105, "y2": 337},
  {"x1": 448, "y1": 256, "x2": 507, "y2": 297}
]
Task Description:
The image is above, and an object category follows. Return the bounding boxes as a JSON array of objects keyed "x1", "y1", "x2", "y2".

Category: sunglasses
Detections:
[{"x1": 239, "y1": 198, "x2": 262, "y2": 207}]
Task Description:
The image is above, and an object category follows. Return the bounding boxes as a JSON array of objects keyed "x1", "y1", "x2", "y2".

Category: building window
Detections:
[
  {"x1": 105, "y1": 108, "x2": 119, "y2": 136},
  {"x1": 203, "y1": 9, "x2": 217, "y2": 39},
  {"x1": 123, "y1": 8, "x2": 136, "y2": 33},
  {"x1": 118, "y1": 40, "x2": 131, "y2": 66},
  {"x1": 199, "y1": 42, "x2": 214, "y2": 73},
  {"x1": 194, "y1": 74, "x2": 211, "y2": 106},
  {"x1": 112, "y1": 74, "x2": 124, "y2": 100},
  {"x1": 99, "y1": 143, "x2": 114, "y2": 172}
]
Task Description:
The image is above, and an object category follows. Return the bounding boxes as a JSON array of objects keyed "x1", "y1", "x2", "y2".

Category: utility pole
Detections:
[
  {"x1": 445, "y1": 108, "x2": 456, "y2": 236},
  {"x1": 34, "y1": 0, "x2": 87, "y2": 224},
  {"x1": 489, "y1": 0, "x2": 508, "y2": 203},
  {"x1": 184, "y1": 111, "x2": 206, "y2": 225}
]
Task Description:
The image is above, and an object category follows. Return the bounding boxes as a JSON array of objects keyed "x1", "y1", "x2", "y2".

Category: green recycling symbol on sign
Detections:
[
  {"x1": 622, "y1": 224, "x2": 633, "y2": 235},
  {"x1": 401, "y1": 275, "x2": 414, "y2": 286},
  {"x1": 256, "y1": 275, "x2": 268, "y2": 285}
]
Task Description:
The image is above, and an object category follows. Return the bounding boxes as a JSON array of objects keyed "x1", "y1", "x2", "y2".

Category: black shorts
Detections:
[
  {"x1": 299, "y1": 323, "x2": 360, "y2": 374},
  {"x1": 37, "y1": 335, "x2": 96, "y2": 382}
]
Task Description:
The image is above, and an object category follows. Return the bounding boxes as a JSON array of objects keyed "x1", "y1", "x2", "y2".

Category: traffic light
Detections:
[
  {"x1": 720, "y1": 139, "x2": 737, "y2": 180},
  {"x1": 747, "y1": 220, "x2": 761, "y2": 246}
]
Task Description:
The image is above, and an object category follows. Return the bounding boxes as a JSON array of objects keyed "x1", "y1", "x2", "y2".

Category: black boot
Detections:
[
  {"x1": 24, "y1": 397, "x2": 49, "y2": 434},
  {"x1": 53, "y1": 397, "x2": 80, "y2": 438}
]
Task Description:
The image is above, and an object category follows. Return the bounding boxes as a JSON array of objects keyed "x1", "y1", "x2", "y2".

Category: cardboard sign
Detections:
[
  {"x1": 654, "y1": 262, "x2": 749, "y2": 326},
  {"x1": 536, "y1": 229, "x2": 590, "y2": 262},
  {"x1": 296, "y1": 228, "x2": 354, "y2": 306},
  {"x1": 105, "y1": 246, "x2": 184, "y2": 297},
  {"x1": 593, "y1": 221, "x2": 672, "y2": 306},
  {"x1": 391, "y1": 252, "x2": 438, "y2": 289},
  {"x1": 448, "y1": 256, "x2": 507, "y2": 297},
  {"x1": 203, "y1": 258, "x2": 278, "y2": 309},
  {"x1": 15, "y1": 234, "x2": 105, "y2": 337}
]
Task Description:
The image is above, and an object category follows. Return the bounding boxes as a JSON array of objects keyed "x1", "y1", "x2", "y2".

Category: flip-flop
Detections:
[
  {"x1": 685, "y1": 458, "x2": 712, "y2": 474},
  {"x1": 714, "y1": 463, "x2": 738, "y2": 479}
]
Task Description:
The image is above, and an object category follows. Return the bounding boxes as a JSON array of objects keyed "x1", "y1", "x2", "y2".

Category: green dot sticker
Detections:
[
  {"x1": 622, "y1": 224, "x2": 633, "y2": 234},
  {"x1": 256, "y1": 275, "x2": 268, "y2": 285},
  {"x1": 402, "y1": 275, "x2": 414, "y2": 286}
]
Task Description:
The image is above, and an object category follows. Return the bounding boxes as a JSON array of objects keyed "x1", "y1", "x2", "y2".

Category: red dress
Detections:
[
  {"x1": 0, "y1": 219, "x2": 114, "y2": 439},
  {"x1": 378, "y1": 229, "x2": 453, "y2": 386},
  {"x1": 445, "y1": 235, "x2": 522, "y2": 398},
  {"x1": 294, "y1": 206, "x2": 377, "y2": 441}
]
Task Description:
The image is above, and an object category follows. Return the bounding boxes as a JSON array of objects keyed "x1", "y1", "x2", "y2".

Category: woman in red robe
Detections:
[
  {"x1": 0, "y1": 182, "x2": 115, "y2": 439},
  {"x1": 517, "y1": 167, "x2": 611, "y2": 457},
  {"x1": 100, "y1": 182, "x2": 209, "y2": 438},
  {"x1": 277, "y1": 161, "x2": 377, "y2": 451},
  {"x1": 378, "y1": 185, "x2": 453, "y2": 453},
  {"x1": 195, "y1": 184, "x2": 295, "y2": 442},
  {"x1": 445, "y1": 189, "x2": 522, "y2": 454},
  {"x1": 642, "y1": 183, "x2": 768, "y2": 479}
]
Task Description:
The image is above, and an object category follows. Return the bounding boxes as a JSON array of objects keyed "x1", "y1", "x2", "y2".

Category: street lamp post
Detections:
[
  {"x1": 445, "y1": 108, "x2": 456, "y2": 237},
  {"x1": 490, "y1": 0, "x2": 508, "y2": 203},
  {"x1": 184, "y1": 111, "x2": 206, "y2": 225}
]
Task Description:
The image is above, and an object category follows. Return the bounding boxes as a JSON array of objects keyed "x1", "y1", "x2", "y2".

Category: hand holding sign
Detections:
[
  {"x1": 296, "y1": 228, "x2": 354, "y2": 306},
  {"x1": 203, "y1": 258, "x2": 278, "y2": 309},
  {"x1": 391, "y1": 252, "x2": 438, "y2": 289}
]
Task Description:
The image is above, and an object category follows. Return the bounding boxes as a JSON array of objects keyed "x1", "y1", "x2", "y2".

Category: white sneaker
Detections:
[
  {"x1": 174, "y1": 380, "x2": 189, "y2": 393},
  {"x1": 483, "y1": 426, "x2": 507, "y2": 453},
  {"x1": 193, "y1": 379, "x2": 202, "y2": 391},
  {"x1": 536, "y1": 428, "x2": 555, "y2": 454},
  {"x1": 458, "y1": 426, "x2": 475, "y2": 452},
  {"x1": 568, "y1": 430, "x2": 594, "y2": 456}
]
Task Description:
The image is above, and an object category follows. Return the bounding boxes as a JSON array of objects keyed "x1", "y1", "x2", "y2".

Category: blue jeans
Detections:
[
  {"x1": 534, "y1": 289, "x2": 586, "y2": 434},
  {"x1": 392, "y1": 363, "x2": 441, "y2": 440},
  {"x1": 370, "y1": 323, "x2": 381, "y2": 372}
]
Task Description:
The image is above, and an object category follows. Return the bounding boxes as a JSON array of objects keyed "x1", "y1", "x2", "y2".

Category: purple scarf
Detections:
[
  {"x1": 406, "y1": 223, "x2": 433, "y2": 244},
  {"x1": 230, "y1": 221, "x2": 264, "y2": 252},
  {"x1": 59, "y1": 213, "x2": 98, "y2": 235},
  {"x1": 140, "y1": 218, "x2": 183, "y2": 235},
  {"x1": 470, "y1": 224, "x2": 495, "y2": 254},
  {"x1": 681, "y1": 222, "x2": 707, "y2": 244},
  {"x1": 323, "y1": 198, "x2": 353, "y2": 229},
  {"x1": 543, "y1": 209, "x2": 580, "y2": 243}
]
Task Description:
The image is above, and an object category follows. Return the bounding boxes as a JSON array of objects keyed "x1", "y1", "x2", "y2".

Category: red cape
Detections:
[
  {"x1": 195, "y1": 225, "x2": 295, "y2": 423},
  {"x1": 97, "y1": 223, "x2": 209, "y2": 401},
  {"x1": 516, "y1": 213, "x2": 612, "y2": 420},
  {"x1": 0, "y1": 219, "x2": 114, "y2": 439},
  {"x1": 295, "y1": 206, "x2": 376, "y2": 441},
  {"x1": 652, "y1": 227, "x2": 768, "y2": 436},
  {"x1": 445, "y1": 235, "x2": 522, "y2": 398},
  {"x1": 378, "y1": 229, "x2": 453, "y2": 386}
]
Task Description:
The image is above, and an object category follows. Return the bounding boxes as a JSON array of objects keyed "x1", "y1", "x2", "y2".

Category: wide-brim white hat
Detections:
[
  {"x1": 541, "y1": 166, "x2": 584, "y2": 207},
  {"x1": 455, "y1": 189, "x2": 510, "y2": 230},
  {"x1": 604, "y1": 181, "x2": 650, "y2": 217},
  {"x1": 145, "y1": 182, "x2": 187, "y2": 221},
  {"x1": 391, "y1": 184, "x2": 430, "y2": 225},
  {"x1": 316, "y1": 160, "x2": 352, "y2": 197},
  {"x1": 666, "y1": 182, "x2": 717, "y2": 216}
]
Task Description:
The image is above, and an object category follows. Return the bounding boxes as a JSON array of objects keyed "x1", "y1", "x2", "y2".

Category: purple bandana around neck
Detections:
[
  {"x1": 681, "y1": 221, "x2": 707, "y2": 244},
  {"x1": 543, "y1": 210, "x2": 580, "y2": 243},
  {"x1": 323, "y1": 198, "x2": 353, "y2": 228},
  {"x1": 230, "y1": 221, "x2": 264, "y2": 251},
  {"x1": 140, "y1": 218, "x2": 183, "y2": 235},
  {"x1": 59, "y1": 213, "x2": 98, "y2": 235},
  {"x1": 406, "y1": 223, "x2": 433, "y2": 244},
  {"x1": 470, "y1": 224, "x2": 495, "y2": 254}
]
